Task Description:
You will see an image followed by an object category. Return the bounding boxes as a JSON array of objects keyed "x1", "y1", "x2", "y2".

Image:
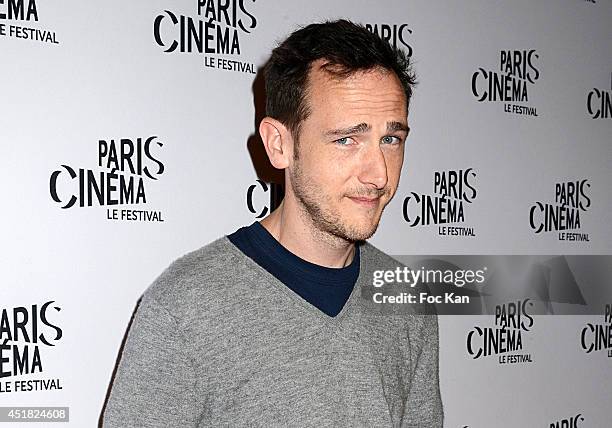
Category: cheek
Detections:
[
  {"x1": 309, "y1": 149, "x2": 353, "y2": 182},
  {"x1": 295, "y1": 151, "x2": 346, "y2": 194},
  {"x1": 319, "y1": 164, "x2": 350, "y2": 193}
]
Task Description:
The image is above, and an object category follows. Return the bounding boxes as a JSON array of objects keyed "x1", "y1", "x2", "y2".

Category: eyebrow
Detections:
[
  {"x1": 324, "y1": 122, "x2": 371, "y2": 137},
  {"x1": 323, "y1": 121, "x2": 409, "y2": 137},
  {"x1": 387, "y1": 121, "x2": 410, "y2": 133}
]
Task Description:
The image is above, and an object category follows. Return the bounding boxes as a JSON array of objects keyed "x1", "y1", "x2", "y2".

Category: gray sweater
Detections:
[{"x1": 102, "y1": 237, "x2": 443, "y2": 427}]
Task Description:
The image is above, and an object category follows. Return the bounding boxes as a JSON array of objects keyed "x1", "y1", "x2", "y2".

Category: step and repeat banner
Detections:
[{"x1": 1, "y1": 0, "x2": 611, "y2": 426}]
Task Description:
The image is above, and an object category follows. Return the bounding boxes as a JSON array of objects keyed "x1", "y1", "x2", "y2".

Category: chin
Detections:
[{"x1": 335, "y1": 218, "x2": 381, "y2": 242}]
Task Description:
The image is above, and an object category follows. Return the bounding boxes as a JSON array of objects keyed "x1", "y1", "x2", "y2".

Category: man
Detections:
[{"x1": 102, "y1": 20, "x2": 443, "y2": 427}]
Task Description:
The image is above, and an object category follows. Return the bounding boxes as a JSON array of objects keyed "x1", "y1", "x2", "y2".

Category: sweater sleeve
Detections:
[
  {"x1": 102, "y1": 294, "x2": 199, "y2": 427},
  {"x1": 401, "y1": 314, "x2": 444, "y2": 427}
]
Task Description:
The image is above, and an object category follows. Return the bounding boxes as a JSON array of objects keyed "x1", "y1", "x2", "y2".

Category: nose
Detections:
[{"x1": 357, "y1": 144, "x2": 388, "y2": 190}]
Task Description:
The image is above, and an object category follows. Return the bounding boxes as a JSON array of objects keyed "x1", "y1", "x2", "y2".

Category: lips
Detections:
[
  {"x1": 348, "y1": 196, "x2": 380, "y2": 206},
  {"x1": 350, "y1": 196, "x2": 378, "y2": 202}
]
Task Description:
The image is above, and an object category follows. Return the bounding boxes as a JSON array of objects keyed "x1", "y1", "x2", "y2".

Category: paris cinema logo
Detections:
[
  {"x1": 49, "y1": 136, "x2": 166, "y2": 222},
  {"x1": 0, "y1": 302, "x2": 63, "y2": 393},
  {"x1": 580, "y1": 304, "x2": 611, "y2": 358},
  {"x1": 402, "y1": 168, "x2": 477, "y2": 237},
  {"x1": 549, "y1": 414, "x2": 584, "y2": 428},
  {"x1": 466, "y1": 299, "x2": 534, "y2": 364},
  {"x1": 364, "y1": 23, "x2": 413, "y2": 57},
  {"x1": 0, "y1": 0, "x2": 59, "y2": 44},
  {"x1": 586, "y1": 74, "x2": 611, "y2": 119},
  {"x1": 246, "y1": 180, "x2": 283, "y2": 219},
  {"x1": 153, "y1": 0, "x2": 258, "y2": 75},
  {"x1": 529, "y1": 179, "x2": 591, "y2": 242},
  {"x1": 472, "y1": 50, "x2": 540, "y2": 116}
]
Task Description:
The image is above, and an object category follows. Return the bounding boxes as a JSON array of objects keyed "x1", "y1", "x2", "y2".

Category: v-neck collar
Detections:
[{"x1": 223, "y1": 235, "x2": 368, "y2": 326}]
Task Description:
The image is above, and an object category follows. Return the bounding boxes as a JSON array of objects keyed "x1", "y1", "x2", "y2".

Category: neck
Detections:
[{"x1": 260, "y1": 199, "x2": 355, "y2": 268}]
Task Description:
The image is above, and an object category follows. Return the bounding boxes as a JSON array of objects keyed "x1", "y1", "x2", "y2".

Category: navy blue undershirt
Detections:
[{"x1": 227, "y1": 222, "x2": 360, "y2": 317}]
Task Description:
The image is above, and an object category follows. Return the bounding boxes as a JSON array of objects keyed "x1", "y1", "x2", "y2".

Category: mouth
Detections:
[{"x1": 347, "y1": 196, "x2": 381, "y2": 207}]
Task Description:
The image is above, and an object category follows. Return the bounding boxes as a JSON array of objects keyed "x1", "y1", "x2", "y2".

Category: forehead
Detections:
[{"x1": 305, "y1": 61, "x2": 407, "y2": 124}]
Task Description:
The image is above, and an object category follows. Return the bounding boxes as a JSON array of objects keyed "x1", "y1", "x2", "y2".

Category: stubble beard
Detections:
[{"x1": 289, "y1": 159, "x2": 388, "y2": 243}]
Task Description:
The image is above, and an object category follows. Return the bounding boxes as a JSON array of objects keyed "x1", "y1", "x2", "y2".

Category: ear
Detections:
[{"x1": 259, "y1": 117, "x2": 293, "y2": 169}]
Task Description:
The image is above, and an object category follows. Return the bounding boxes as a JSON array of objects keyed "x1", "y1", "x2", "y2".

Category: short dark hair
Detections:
[{"x1": 264, "y1": 19, "x2": 416, "y2": 140}]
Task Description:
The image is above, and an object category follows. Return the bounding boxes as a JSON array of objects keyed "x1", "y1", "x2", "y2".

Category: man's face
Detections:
[{"x1": 287, "y1": 62, "x2": 409, "y2": 242}]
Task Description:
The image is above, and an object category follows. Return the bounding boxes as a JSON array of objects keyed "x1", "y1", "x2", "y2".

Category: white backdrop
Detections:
[{"x1": 1, "y1": 0, "x2": 611, "y2": 426}]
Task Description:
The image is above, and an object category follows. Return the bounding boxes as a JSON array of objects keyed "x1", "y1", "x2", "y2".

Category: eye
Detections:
[
  {"x1": 334, "y1": 137, "x2": 355, "y2": 146},
  {"x1": 381, "y1": 135, "x2": 401, "y2": 145}
]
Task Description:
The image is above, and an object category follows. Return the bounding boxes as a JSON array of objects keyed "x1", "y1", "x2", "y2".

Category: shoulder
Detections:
[{"x1": 141, "y1": 236, "x2": 245, "y2": 319}]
